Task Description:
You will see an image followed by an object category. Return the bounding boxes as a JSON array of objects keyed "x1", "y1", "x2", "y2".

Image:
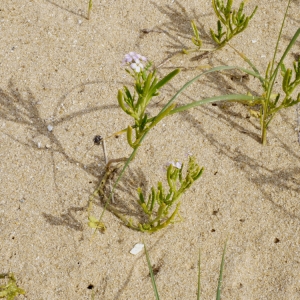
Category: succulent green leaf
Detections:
[
  {"x1": 282, "y1": 69, "x2": 292, "y2": 94},
  {"x1": 152, "y1": 69, "x2": 180, "y2": 92},
  {"x1": 126, "y1": 125, "x2": 135, "y2": 148},
  {"x1": 191, "y1": 20, "x2": 203, "y2": 47}
]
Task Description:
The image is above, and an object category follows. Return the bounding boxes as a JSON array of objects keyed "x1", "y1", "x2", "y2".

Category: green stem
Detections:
[
  {"x1": 261, "y1": 123, "x2": 267, "y2": 146},
  {"x1": 267, "y1": 0, "x2": 292, "y2": 104},
  {"x1": 87, "y1": 0, "x2": 93, "y2": 20},
  {"x1": 260, "y1": 100, "x2": 267, "y2": 145}
]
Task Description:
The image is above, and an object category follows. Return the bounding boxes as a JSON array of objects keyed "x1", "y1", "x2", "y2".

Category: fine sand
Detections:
[{"x1": 1, "y1": 0, "x2": 300, "y2": 299}]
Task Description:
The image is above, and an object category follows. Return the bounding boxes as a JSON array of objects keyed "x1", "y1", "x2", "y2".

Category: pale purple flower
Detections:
[{"x1": 122, "y1": 52, "x2": 147, "y2": 72}]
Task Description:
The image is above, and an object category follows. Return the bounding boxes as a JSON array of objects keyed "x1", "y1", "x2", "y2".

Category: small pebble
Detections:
[{"x1": 47, "y1": 125, "x2": 53, "y2": 132}]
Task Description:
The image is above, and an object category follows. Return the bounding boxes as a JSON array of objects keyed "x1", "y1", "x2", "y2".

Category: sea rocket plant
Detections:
[
  {"x1": 118, "y1": 52, "x2": 180, "y2": 149},
  {"x1": 89, "y1": 52, "x2": 188, "y2": 233}
]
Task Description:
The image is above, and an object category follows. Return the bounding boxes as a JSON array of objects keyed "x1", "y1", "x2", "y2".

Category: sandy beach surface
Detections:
[{"x1": 1, "y1": 0, "x2": 300, "y2": 299}]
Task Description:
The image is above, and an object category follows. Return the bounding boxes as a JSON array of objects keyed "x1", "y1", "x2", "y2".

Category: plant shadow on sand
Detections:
[
  {"x1": 176, "y1": 104, "x2": 300, "y2": 221},
  {"x1": 0, "y1": 79, "x2": 119, "y2": 230},
  {"x1": 0, "y1": 79, "x2": 159, "y2": 231},
  {"x1": 44, "y1": 0, "x2": 87, "y2": 19},
  {"x1": 148, "y1": 1, "x2": 213, "y2": 54},
  {"x1": 1, "y1": 59, "x2": 299, "y2": 233}
]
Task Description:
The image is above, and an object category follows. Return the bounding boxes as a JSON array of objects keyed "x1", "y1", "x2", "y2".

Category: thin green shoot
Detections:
[
  {"x1": 197, "y1": 250, "x2": 201, "y2": 300},
  {"x1": 216, "y1": 240, "x2": 227, "y2": 300},
  {"x1": 143, "y1": 241, "x2": 228, "y2": 299},
  {"x1": 87, "y1": 0, "x2": 92, "y2": 20},
  {"x1": 268, "y1": 0, "x2": 291, "y2": 80},
  {"x1": 144, "y1": 243, "x2": 160, "y2": 300}
]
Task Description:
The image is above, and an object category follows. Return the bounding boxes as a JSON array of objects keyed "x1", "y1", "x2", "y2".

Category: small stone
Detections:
[{"x1": 47, "y1": 125, "x2": 53, "y2": 132}]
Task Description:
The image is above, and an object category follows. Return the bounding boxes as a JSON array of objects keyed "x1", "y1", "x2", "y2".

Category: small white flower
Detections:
[
  {"x1": 167, "y1": 161, "x2": 182, "y2": 169},
  {"x1": 122, "y1": 52, "x2": 147, "y2": 72},
  {"x1": 173, "y1": 161, "x2": 182, "y2": 169},
  {"x1": 130, "y1": 62, "x2": 144, "y2": 73}
]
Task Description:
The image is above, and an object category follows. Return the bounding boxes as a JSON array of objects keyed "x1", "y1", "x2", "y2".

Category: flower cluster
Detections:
[{"x1": 122, "y1": 52, "x2": 147, "y2": 73}]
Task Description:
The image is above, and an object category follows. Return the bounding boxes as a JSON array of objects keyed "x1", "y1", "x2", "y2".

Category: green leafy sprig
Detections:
[
  {"x1": 0, "y1": 273, "x2": 25, "y2": 300},
  {"x1": 186, "y1": 0, "x2": 299, "y2": 144},
  {"x1": 134, "y1": 156, "x2": 203, "y2": 233},
  {"x1": 186, "y1": 0, "x2": 257, "y2": 53},
  {"x1": 210, "y1": 0, "x2": 257, "y2": 49},
  {"x1": 228, "y1": 0, "x2": 300, "y2": 144},
  {"x1": 118, "y1": 62, "x2": 179, "y2": 149}
]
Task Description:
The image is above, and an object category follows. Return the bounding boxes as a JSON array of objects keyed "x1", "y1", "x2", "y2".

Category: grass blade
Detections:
[
  {"x1": 170, "y1": 94, "x2": 257, "y2": 114},
  {"x1": 228, "y1": 44, "x2": 264, "y2": 84},
  {"x1": 144, "y1": 243, "x2": 160, "y2": 300},
  {"x1": 269, "y1": 0, "x2": 292, "y2": 76},
  {"x1": 216, "y1": 240, "x2": 228, "y2": 300},
  {"x1": 159, "y1": 65, "x2": 261, "y2": 116},
  {"x1": 270, "y1": 28, "x2": 300, "y2": 83},
  {"x1": 197, "y1": 250, "x2": 201, "y2": 300},
  {"x1": 267, "y1": 1, "x2": 298, "y2": 98},
  {"x1": 152, "y1": 69, "x2": 180, "y2": 91}
]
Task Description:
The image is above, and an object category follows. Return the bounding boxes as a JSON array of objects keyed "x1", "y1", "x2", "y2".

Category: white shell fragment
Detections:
[
  {"x1": 130, "y1": 243, "x2": 144, "y2": 255},
  {"x1": 47, "y1": 125, "x2": 53, "y2": 132}
]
